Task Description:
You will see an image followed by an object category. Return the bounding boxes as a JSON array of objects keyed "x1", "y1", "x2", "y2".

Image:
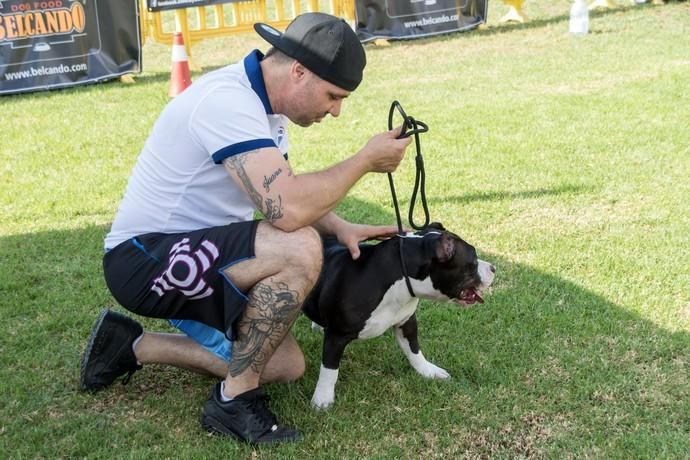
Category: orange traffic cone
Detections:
[{"x1": 169, "y1": 32, "x2": 192, "y2": 97}]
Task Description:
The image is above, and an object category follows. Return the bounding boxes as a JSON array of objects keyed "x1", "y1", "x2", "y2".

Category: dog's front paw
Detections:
[
  {"x1": 311, "y1": 391, "x2": 335, "y2": 410},
  {"x1": 416, "y1": 361, "x2": 451, "y2": 380}
]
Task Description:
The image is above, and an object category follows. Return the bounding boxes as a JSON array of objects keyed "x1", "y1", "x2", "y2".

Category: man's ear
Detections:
[{"x1": 291, "y1": 61, "x2": 307, "y2": 82}]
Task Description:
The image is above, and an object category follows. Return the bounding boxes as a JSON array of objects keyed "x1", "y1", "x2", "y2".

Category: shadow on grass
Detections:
[
  {"x1": 425, "y1": 183, "x2": 593, "y2": 205},
  {"x1": 0, "y1": 196, "x2": 687, "y2": 457}
]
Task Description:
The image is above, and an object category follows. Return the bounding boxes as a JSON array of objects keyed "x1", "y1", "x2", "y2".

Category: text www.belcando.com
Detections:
[
  {"x1": 3, "y1": 63, "x2": 88, "y2": 81},
  {"x1": 403, "y1": 14, "x2": 459, "y2": 28}
]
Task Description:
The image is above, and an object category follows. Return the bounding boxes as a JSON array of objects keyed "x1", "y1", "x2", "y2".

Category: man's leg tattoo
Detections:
[{"x1": 229, "y1": 280, "x2": 301, "y2": 377}]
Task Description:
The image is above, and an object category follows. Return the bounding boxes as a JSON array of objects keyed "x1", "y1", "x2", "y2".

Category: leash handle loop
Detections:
[
  {"x1": 389, "y1": 101, "x2": 429, "y2": 139},
  {"x1": 387, "y1": 101, "x2": 430, "y2": 231}
]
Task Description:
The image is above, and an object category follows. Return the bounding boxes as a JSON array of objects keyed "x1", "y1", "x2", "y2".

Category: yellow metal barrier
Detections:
[
  {"x1": 500, "y1": 0, "x2": 527, "y2": 23},
  {"x1": 139, "y1": 0, "x2": 356, "y2": 62}
]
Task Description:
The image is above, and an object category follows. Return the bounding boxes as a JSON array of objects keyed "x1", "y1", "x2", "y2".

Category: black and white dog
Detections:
[{"x1": 302, "y1": 223, "x2": 496, "y2": 409}]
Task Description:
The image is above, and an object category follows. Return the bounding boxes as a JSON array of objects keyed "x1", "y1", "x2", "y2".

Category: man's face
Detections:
[{"x1": 289, "y1": 68, "x2": 351, "y2": 127}]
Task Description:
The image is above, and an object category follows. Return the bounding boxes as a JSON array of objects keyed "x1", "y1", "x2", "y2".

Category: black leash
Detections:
[{"x1": 387, "y1": 101, "x2": 430, "y2": 297}]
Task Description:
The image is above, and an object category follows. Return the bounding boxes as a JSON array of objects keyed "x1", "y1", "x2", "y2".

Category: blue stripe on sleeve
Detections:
[{"x1": 211, "y1": 139, "x2": 276, "y2": 164}]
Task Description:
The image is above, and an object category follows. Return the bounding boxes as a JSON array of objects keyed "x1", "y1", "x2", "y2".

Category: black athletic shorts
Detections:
[{"x1": 103, "y1": 220, "x2": 259, "y2": 340}]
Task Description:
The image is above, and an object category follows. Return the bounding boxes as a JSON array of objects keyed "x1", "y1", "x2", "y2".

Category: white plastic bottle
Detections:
[{"x1": 569, "y1": 0, "x2": 589, "y2": 36}]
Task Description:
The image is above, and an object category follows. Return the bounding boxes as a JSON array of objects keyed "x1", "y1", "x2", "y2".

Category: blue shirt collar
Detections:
[{"x1": 243, "y1": 50, "x2": 273, "y2": 114}]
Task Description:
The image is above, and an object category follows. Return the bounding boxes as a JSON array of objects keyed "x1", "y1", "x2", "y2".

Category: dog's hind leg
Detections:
[
  {"x1": 395, "y1": 314, "x2": 451, "y2": 379},
  {"x1": 311, "y1": 332, "x2": 354, "y2": 410}
]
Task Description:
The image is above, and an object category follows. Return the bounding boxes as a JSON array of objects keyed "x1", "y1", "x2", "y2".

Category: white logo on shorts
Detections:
[{"x1": 151, "y1": 238, "x2": 219, "y2": 299}]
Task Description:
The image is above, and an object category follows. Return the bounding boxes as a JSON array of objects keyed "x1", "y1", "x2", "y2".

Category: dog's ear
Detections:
[
  {"x1": 428, "y1": 232, "x2": 455, "y2": 263},
  {"x1": 427, "y1": 222, "x2": 446, "y2": 231}
]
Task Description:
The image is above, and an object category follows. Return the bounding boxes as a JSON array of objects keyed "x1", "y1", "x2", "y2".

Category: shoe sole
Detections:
[
  {"x1": 79, "y1": 308, "x2": 110, "y2": 391},
  {"x1": 200, "y1": 414, "x2": 245, "y2": 442},
  {"x1": 201, "y1": 414, "x2": 301, "y2": 444}
]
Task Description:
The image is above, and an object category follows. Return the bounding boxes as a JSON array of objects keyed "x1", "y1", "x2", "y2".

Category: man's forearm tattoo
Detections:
[
  {"x1": 228, "y1": 280, "x2": 301, "y2": 377},
  {"x1": 225, "y1": 154, "x2": 285, "y2": 222}
]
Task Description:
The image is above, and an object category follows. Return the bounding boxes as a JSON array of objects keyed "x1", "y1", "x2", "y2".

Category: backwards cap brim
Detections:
[{"x1": 254, "y1": 23, "x2": 284, "y2": 51}]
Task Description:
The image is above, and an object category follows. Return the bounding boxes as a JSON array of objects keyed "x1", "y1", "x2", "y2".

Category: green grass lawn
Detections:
[{"x1": 1, "y1": 1, "x2": 688, "y2": 458}]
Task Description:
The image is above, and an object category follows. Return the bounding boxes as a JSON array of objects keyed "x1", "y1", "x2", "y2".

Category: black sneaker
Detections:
[
  {"x1": 201, "y1": 383, "x2": 302, "y2": 444},
  {"x1": 79, "y1": 309, "x2": 143, "y2": 391}
]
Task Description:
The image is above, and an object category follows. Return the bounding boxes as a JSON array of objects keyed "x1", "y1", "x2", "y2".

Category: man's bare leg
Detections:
[
  {"x1": 220, "y1": 222, "x2": 322, "y2": 397},
  {"x1": 134, "y1": 330, "x2": 305, "y2": 383},
  {"x1": 191, "y1": 221, "x2": 320, "y2": 443}
]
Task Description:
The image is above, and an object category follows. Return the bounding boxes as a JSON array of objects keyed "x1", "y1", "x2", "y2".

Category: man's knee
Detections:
[
  {"x1": 260, "y1": 222, "x2": 322, "y2": 280},
  {"x1": 287, "y1": 226, "x2": 323, "y2": 281},
  {"x1": 253, "y1": 221, "x2": 323, "y2": 288}
]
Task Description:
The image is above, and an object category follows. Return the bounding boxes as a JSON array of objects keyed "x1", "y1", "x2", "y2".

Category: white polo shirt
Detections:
[{"x1": 105, "y1": 50, "x2": 289, "y2": 250}]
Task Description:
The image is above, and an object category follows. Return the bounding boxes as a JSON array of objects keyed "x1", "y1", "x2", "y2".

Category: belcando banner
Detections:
[
  {"x1": 0, "y1": 0, "x2": 141, "y2": 96},
  {"x1": 355, "y1": 0, "x2": 487, "y2": 42},
  {"x1": 147, "y1": 0, "x2": 235, "y2": 13}
]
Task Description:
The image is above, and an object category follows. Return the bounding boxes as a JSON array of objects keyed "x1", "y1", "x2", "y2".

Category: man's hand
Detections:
[
  {"x1": 336, "y1": 223, "x2": 400, "y2": 260},
  {"x1": 359, "y1": 127, "x2": 412, "y2": 173}
]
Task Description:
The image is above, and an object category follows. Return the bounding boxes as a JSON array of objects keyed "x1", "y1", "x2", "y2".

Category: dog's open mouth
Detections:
[{"x1": 455, "y1": 287, "x2": 484, "y2": 306}]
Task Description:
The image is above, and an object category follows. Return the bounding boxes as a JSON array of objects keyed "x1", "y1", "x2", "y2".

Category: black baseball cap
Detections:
[{"x1": 254, "y1": 13, "x2": 366, "y2": 92}]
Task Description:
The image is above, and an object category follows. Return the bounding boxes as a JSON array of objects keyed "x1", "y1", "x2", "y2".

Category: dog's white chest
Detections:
[{"x1": 358, "y1": 279, "x2": 420, "y2": 339}]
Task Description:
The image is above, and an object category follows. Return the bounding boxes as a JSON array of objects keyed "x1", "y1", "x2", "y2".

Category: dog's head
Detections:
[{"x1": 410, "y1": 222, "x2": 495, "y2": 306}]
